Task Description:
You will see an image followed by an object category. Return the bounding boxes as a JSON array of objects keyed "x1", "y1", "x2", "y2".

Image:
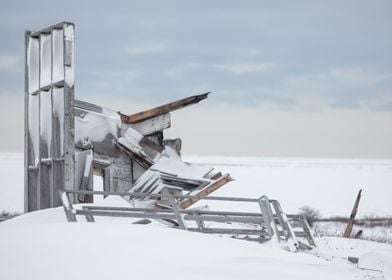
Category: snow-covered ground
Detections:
[
  {"x1": 184, "y1": 155, "x2": 392, "y2": 217},
  {"x1": 0, "y1": 152, "x2": 391, "y2": 280},
  {"x1": 1, "y1": 152, "x2": 392, "y2": 217},
  {"x1": 315, "y1": 221, "x2": 392, "y2": 244},
  {"x1": 0, "y1": 203, "x2": 391, "y2": 280}
]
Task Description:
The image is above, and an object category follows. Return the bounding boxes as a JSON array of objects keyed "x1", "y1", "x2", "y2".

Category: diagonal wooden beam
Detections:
[
  {"x1": 343, "y1": 189, "x2": 362, "y2": 238},
  {"x1": 121, "y1": 92, "x2": 210, "y2": 124},
  {"x1": 180, "y1": 174, "x2": 232, "y2": 209},
  {"x1": 115, "y1": 142, "x2": 153, "y2": 169}
]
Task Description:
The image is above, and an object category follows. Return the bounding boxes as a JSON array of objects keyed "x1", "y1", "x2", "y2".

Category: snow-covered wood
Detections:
[{"x1": 127, "y1": 113, "x2": 171, "y2": 136}]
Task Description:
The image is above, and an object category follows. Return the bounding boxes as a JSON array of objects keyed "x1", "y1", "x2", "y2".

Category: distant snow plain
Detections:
[{"x1": 1, "y1": 152, "x2": 391, "y2": 218}]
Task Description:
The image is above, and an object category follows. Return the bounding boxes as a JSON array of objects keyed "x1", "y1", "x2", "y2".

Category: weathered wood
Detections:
[
  {"x1": 343, "y1": 189, "x2": 362, "y2": 238},
  {"x1": 210, "y1": 172, "x2": 222, "y2": 180},
  {"x1": 74, "y1": 99, "x2": 104, "y2": 114},
  {"x1": 116, "y1": 142, "x2": 152, "y2": 169},
  {"x1": 121, "y1": 92, "x2": 210, "y2": 124},
  {"x1": 139, "y1": 137, "x2": 164, "y2": 153},
  {"x1": 180, "y1": 174, "x2": 232, "y2": 209},
  {"x1": 24, "y1": 31, "x2": 30, "y2": 212},
  {"x1": 128, "y1": 113, "x2": 171, "y2": 136}
]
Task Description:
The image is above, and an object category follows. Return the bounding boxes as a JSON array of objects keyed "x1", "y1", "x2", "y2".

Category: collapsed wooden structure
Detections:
[
  {"x1": 25, "y1": 22, "x2": 316, "y2": 250},
  {"x1": 24, "y1": 22, "x2": 231, "y2": 211}
]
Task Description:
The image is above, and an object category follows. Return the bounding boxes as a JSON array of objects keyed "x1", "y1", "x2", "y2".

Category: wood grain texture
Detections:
[{"x1": 121, "y1": 92, "x2": 210, "y2": 124}]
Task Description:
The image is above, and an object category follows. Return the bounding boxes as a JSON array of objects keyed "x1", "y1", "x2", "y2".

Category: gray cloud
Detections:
[
  {"x1": 0, "y1": 0, "x2": 391, "y2": 157},
  {"x1": 125, "y1": 41, "x2": 171, "y2": 56},
  {"x1": 0, "y1": 55, "x2": 22, "y2": 72}
]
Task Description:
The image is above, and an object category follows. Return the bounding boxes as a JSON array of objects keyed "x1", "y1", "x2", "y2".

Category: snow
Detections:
[
  {"x1": 75, "y1": 110, "x2": 121, "y2": 144},
  {"x1": 1, "y1": 153, "x2": 391, "y2": 217},
  {"x1": 152, "y1": 146, "x2": 213, "y2": 179},
  {"x1": 315, "y1": 221, "x2": 392, "y2": 244},
  {"x1": 358, "y1": 251, "x2": 392, "y2": 274},
  {"x1": 184, "y1": 156, "x2": 392, "y2": 217},
  {"x1": 118, "y1": 126, "x2": 144, "y2": 154},
  {"x1": 52, "y1": 29, "x2": 64, "y2": 83},
  {"x1": 39, "y1": 33, "x2": 51, "y2": 87},
  {"x1": 52, "y1": 87, "x2": 65, "y2": 156},
  {"x1": 64, "y1": 24, "x2": 74, "y2": 86},
  {"x1": 28, "y1": 94, "x2": 39, "y2": 165},
  {"x1": 40, "y1": 90, "x2": 52, "y2": 156},
  {"x1": 0, "y1": 205, "x2": 391, "y2": 280},
  {"x1": 27, "y1": 37, "x2": 39, "y2": 93},
  {"x1": 0, "y1": 152, "x2": 391, "y2": 279}
]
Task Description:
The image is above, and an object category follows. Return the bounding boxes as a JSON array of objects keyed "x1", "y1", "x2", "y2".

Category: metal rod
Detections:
[{"x1": 64, "y1": 189, "x2": 259, "y2": 202}]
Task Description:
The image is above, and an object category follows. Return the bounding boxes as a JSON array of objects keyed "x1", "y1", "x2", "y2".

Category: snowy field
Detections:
[
  {"x1": 0, "y1": 201, "x2": 391, "y2": 280},
  {"x1": 1, "y1": 152, "x2": 392, "y2": 217},
  {"x1": 0, "y1": 152, "x2": 392, "y2": 280},
  {"x1": 186, "y1": 155, "x2": 392, "y2": 217}
]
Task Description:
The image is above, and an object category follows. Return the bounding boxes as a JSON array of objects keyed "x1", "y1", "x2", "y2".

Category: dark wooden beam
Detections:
[
  {"x1": 343, "y1": 189, "x2": 362, "y2": 238},
  {"x1": 121, "y1": 92, "x2": 210, "y2": 124}
]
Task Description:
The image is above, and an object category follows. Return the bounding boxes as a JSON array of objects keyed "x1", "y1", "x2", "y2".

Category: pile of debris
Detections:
[
  {"x1": 25, "y1": 22, "x2": 316, "y2": 251},
  {"x1": 73, "y1": 91, "x2": 232, "y2": 208}
]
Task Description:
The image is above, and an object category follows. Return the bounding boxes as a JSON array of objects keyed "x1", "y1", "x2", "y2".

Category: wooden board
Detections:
[
  {"x1": 180, "y1": 175, "x2": 232, "y2": 209},
  {"x1": 128, "y1": 113, "x2": 171, "y2": 136},
  {"x1": 121, "y1": 92, "x2": 210, "y2": 124}
]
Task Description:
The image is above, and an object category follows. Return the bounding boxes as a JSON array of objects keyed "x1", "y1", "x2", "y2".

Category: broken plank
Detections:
[
  {"x1": 180, "y1": 174, "x2": 232, "y2": 209},
  {"x1": 121, "y1": 92, "x2": 210, "y2": 124},
  {"x1": 116, "y1": 142, "x2": 152, "y2": 169},
  {"x1": 139, "y1": 137, "x2": 164, "y2": 153},
  {"x1": 128, "y1": 113, "x2": 171, "y2": 136}
]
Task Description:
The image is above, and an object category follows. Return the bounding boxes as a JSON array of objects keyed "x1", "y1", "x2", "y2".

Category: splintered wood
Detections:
[
  {"x1": 115, "y1": 91, "x2": 233, "y2": 208},
  {"x1": 120, "y1": 92, "x2": 210, "y2": 124},
  {"x1": 180, "y1": 175, "x2": 232, "y2": 209}
]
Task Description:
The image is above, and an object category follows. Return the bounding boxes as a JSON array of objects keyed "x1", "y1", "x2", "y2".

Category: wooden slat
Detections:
[
  {"x1": 180, "y1": 174, "x2": 232, "y2": 209},
  {"x1": 121, "y1": 92, "x2": 210, "y2": 124},
  {"x1": 115, "y1": 143, "x2": 153, "y2": 169},
  {"x1": 139, "y1": 137, "x2": 164, "y2": 153},
  {"x1": 129, "y1": 113, "x2": 171, "y2": 135}
]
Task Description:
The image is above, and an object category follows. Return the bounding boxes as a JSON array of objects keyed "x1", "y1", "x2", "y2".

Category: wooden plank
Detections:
[
  {"x1": 116, "y1": 142, "x2": 153, "y2": 169},
  {"x1": 180, "y1": 174, "x2": 232, "y2": 209},
  {"x1": 128, "y1": 113, "x2": 171, "y2": 136},
  {"x1": 24, "y1": 31, "x2": 31, "y2": 212},
  {"x1": 121, "y1": 92, "x2": 210, "y2": 124},
  {"x1": 343, "y1": 189, "x2": 362, "y2": 238},
  {"x1": 139, "y1": 137, "x2": 164, "y2": 153},
  {"x1": 74, "y1": 99, "x2": 103, "y2": 114}
]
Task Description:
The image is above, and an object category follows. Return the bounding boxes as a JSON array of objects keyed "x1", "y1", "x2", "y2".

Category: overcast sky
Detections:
[{"x1": 0, "y1": 0, "x2": 391, "y2": 157}]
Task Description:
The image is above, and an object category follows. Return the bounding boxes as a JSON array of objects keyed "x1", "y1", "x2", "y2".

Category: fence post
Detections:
[
  {"x1": 258, "y1": 195, "x2": 280, "y2": 243},
  {"x1": 59, "y1": 190, "x2": 77, "y2": 222}
]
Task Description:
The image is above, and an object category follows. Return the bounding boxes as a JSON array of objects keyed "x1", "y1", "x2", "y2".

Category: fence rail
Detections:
[{"x1": 60, "y1": 190, "x2": 316, "y2": 251}]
